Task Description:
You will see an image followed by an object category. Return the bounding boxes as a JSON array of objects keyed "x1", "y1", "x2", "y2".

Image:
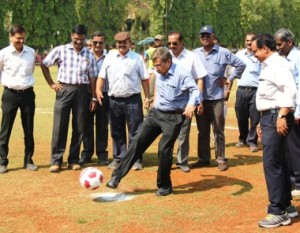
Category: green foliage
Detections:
[{"x1": 1, "y1": 0, "x2": 300, "y2": 50}]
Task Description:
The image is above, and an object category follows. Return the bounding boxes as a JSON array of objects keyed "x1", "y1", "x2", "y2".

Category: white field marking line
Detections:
[{"x1": 7, "y1": 108, "x2": 239, "y2": 130}]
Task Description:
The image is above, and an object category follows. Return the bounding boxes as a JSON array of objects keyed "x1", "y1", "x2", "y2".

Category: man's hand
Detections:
[
  {"x1": 183, "y1": 105, "x2": 196, "y2": 118},
  {"x1": 144, "y1": 98, "x2": 150, "y2": 109},
  {"x1": 96, "y1": 89, "x2": 103, "y2": 106},
  {"x1": 218, "y1": 77, "x2": 230, "y2": 86},
  {"x1": 256, "y1": 123, "x2": 262, "y2": 138},
  {"x1": 89, "y1": 99, "x2": 97, "y2": 112},
  {"x1": 50, "y1": 83, "x2": 63, "y2": 92},
  {"x1": 277, "y1": 118, "x2": 288, "y2": 136},
  {"x1": 196, "y1": 103, "x2": 204, "y2": 115}
]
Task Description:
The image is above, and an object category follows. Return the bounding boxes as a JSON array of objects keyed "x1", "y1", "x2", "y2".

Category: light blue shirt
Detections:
[
  {"x1": 94, "y1": 53, "x2": 108, "y2": 92},
  {"x1": 286, "y1": 47, "x2": 300, "y2": 118},
  {"x1": 154, "y1": 63, "x2": 201, "y2": 111},
  {"x1": 235, "y1": 48, "x2": 260, "y2": 87},
  {"x1": 194, "y1": 45, "x2": 246, "y2": 100}
]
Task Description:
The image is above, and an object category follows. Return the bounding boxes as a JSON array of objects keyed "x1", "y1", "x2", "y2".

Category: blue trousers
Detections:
[
  {"x1": 260, "y1": 111, "x2": 293, "y2": 215},
  {"x1": 109, "y1": 94, "x2": 144, "y2": 161}
]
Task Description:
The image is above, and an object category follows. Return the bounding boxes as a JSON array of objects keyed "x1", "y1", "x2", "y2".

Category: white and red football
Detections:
[{"x1": 79, "y1": 167, "x2": 104, "y2": 190}]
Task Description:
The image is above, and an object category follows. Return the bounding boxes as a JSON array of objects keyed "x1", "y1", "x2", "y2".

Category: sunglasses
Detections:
[
  {"x1": 93, "y1": 41, "x2": 104, "y2": 46},
  {"x1": 167, "y1": 42, "x2": 178, "y2": 46}
]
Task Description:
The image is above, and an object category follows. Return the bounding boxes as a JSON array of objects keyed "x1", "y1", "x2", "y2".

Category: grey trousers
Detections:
[
  {"x1": 195, "y1": 99, "x2": 225, "y2": 163},
  {"x1": 176, "y1": 116, "x2": 192, "y2": 165}
]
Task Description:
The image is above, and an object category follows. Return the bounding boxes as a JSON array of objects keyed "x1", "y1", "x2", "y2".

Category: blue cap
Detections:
[{"x1": 199, "y1": 25, "x2": 214, "y2": 34}]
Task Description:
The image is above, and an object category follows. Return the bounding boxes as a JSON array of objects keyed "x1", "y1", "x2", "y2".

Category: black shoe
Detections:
[
  {"x1": 98, "y1": 158, "x2": 109, "y2": 166},
  {"x1": 191, "y1": 160, "x2": 211, "y2": 168},
  {"x1": 106, "y1": 176, "x2": 120, "y2": 189},
  {"x1": 79, "y1": 158, "x2": 92, "y2": 166},
  {"x1": 176, "y1": 163, "x2": 190, "y2": 172},
  {"x1": 156, "y1": 186, "x2": 173, "y2": 196},
  {"x1": 25, "y1": 163, "x2": 38, "y2": 171}
]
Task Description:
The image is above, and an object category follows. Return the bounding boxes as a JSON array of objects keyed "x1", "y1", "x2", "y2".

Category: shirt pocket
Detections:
[
  {"x1": 22, "y1": 59, "x2": 34, "y2": 76},
  {"x1": 164, "y1": 83, "x2": 178, "y2": 100},
  {"x1": 79, "y1": 58, "x2": 90, "y2": 77}
]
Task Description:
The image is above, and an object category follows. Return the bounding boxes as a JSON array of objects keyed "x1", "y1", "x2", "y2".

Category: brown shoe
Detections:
[
  {"x1": 218, "y1": 162, "x2": 228, "y2": 171},
  {"x1": 68, "y1": 164, "x2": 81, "y2": 171},
  {"x1": 49, "y1": 164, "x2": 61, "y2": 173}
]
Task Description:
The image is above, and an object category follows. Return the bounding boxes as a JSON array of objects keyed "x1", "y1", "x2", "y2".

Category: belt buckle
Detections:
[{"x1": 16, "y1": 89, "x2": 24, "y2": 93}]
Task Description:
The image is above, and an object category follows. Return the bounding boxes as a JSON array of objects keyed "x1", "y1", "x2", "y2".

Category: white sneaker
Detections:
[{"x1": 291, "y1": 189, "x2": 300, "y2": 197}]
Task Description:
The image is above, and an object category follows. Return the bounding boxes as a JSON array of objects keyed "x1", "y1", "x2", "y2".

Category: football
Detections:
[{"x1": 79, "y1": 167, "x2": 104, "y2": 190}]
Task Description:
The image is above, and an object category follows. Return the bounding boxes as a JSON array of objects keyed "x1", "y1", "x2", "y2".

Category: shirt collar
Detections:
[
  {"x1": 170, "y1": 47, "x2": 187, "y2": 59},
  {"x1": 67, "y1": 42, "x2": 87, "y2": 54},
  {"x1": 8, "y1": 43, "x2": 29, "y2": 54},
  {"x1": 200, "y1": 44, "x2": 219, "y2": 54},
  {"x1": 116, "y1": 49, "x2": 131, "y2": 58},
  {"x1": 165, "y1": 63, "x2": 176, "y2": 77},
  {"x1": 262, "y1": 52, "x2": 278, "y2": 67}
]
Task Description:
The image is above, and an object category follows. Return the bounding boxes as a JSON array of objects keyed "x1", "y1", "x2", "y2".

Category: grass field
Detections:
[{"x1": 0, "y1": 66, "x2": 299, "y2": 233}]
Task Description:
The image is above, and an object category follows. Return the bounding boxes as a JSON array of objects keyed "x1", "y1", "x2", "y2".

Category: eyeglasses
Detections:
[
  {"x1": 200, "y1": 33, "x2": 211, "y2": 38},
  {"x1": 252, "y1": 48, "x2": 261, "y2": 55},
  {"x1": 153, "y1": 61, "x2": 166, "y2": 68},
  {"x1": 167, "y1": 42, "x2": 178, "y2": 46},
  {"x1": 93, "y1": 41, "x2": 104, "y2": 46}
]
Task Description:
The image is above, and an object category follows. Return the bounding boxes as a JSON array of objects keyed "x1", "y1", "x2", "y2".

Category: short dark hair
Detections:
[
  {"x1": 151, "y1": 47, "x2": 172, "y2": 62},
  {"x1": 92, "y1": 31, "x2": 106, "y2": 40},
  {"x1": 168, "y1": 31, "x2": 183, "y2": 41},
  {"x1": 10, "y1": 25, "x2": 25, "y2": 36},
  {"x1": 253, "y1": 33, "x2": 276, "y2": 51},
  {"x1": 72, "y1": 24, "x2": 87, "y2": 35}
]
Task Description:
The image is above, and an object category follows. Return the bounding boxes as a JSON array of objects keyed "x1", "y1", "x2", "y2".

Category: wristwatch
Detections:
[
  {"x1": 92, "y1": 97, "x2": 97, "y2": 102},
  {"x1": 277, "y1": 114, "x2": 286, "y2": 119}
]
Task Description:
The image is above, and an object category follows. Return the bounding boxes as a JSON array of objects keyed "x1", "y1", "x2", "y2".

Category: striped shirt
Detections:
[{"x1": 42, "y1": 43, "x2": 98, "y2": 84}]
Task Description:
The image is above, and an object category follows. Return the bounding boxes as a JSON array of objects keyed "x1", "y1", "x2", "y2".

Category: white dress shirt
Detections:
[
  {"x1": 0, "y1": 44, "x2": 35, "y2": 90},
  {"x1": 256, "y1": 53, "x2": 296, "y2": 111}
]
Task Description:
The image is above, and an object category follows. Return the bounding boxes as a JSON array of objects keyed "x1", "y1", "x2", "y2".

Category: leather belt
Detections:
[
  {"x1": 110, "y1": 93, "x2": 140, "y2": 100},
  {"x1": 261, "y1": 109, "x2": 279, "y2": 117},
  {"x1": 59, "y1": 82, "x2": 88, "y2": 87},
  {"x1": 4, "y1": 86, "x2": 33, "y2": 93},
  {"x1": 157, "y1": 109, "x2": 184, "y2": 114},
  {"x1": 238, "y1": 86, "x2": 257, "y2": 91}
]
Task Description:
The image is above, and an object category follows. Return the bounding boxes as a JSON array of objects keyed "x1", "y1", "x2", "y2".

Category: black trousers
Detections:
[
  {"x1": 112, "y1": 108, "x2": 185, "y2": 188},
  {"x1": 260, "y1": 111, "x2": 293, "y2": 215},
  {"x1": 109, "y1": 94, "x2": 144, "y2": 161},
  {"x1": 286, "y1": 123, "x2": 300, "y2": 189},
  {"x1": 81, "y1": 92, "x2": 109, "y2": 160},
  {"x1": 0, "y1": 87, "x2": 35, "y2": 166},
  {"x1": 235, "y1": 87, "x2": 260, "y2": 146},
  {"x1": 51, "y1": 84, "x2": 88, "y2": 165}
]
